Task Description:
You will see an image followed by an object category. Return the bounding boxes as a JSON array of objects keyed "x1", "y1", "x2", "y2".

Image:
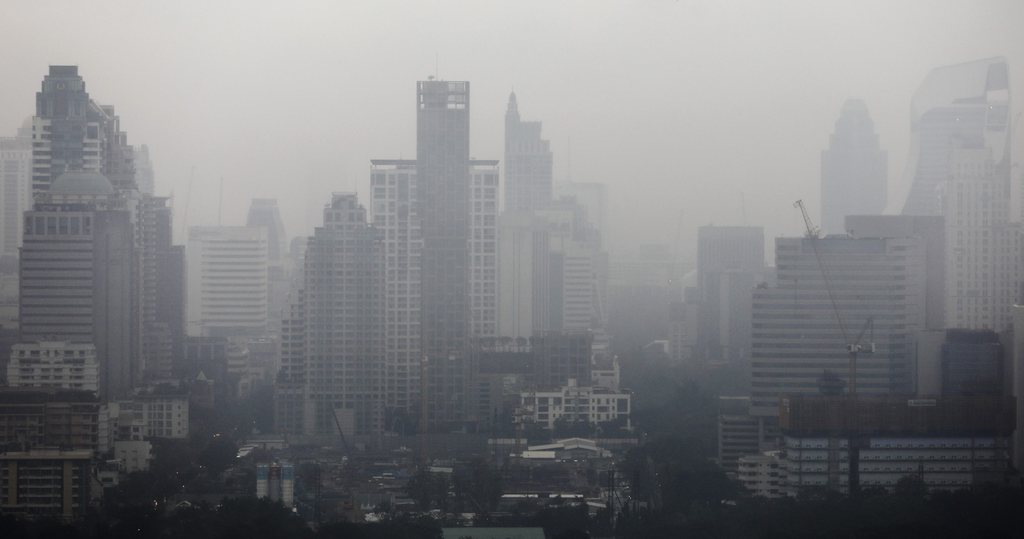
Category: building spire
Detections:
[{"x1": 507, "y1": 91, "x2": 519, "y2": 117}]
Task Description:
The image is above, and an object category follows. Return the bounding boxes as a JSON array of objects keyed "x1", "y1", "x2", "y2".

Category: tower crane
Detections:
[{"x1": 793, "y1": 200, "x2": 875, "y2": 495}]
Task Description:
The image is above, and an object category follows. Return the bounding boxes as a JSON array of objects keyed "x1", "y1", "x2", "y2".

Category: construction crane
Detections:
[{"x1": 793, "y1": 200, "x2": 875, "y2": 495}]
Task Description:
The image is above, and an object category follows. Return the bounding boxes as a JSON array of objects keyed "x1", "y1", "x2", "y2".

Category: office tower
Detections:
[
  {"x1": 133, "y1": 145, "x2": 154, "y2": 195},
  {"x1": 942, "y1": 148, "x2": 1022, "y2": 330},
  {"x1": 750, "y1": 236, "x2": 927, "y2": 418},
  {"x1": 845, "y1": 215, "x2": 946, "y2": 330},
  {"x1": 274, "y1": 288, "x2": 307, "y2": 436},
  {"x1": 186, "y1": 226, "x2": 269, "y2": 337},
  {"x1": 0, "y1": 120, "x2": 32, "y2": 267},
  {"x1": 717, "y1": 396, "x2": 763, "y2": 473},
  {"x1": 303, "y1": 194, "x2": 384, "y2": 438},
  {"x1": 696, "y1": 226, "x2": 765, "y2": 363},
  {"x1": 901, "y1": 57, "x2": 1011, "y2": 216},
  {"x1": 20, "y1": 172, "x2": 138, "y2": 400},
  {"x1": 504, "y1": 92, "x2": 553, "y2": 212},
  {"x1": 536, "y1": 199, "x2": 607, "y2": 332},
  {"x1": 820, "y1": 99, "x2": 887, "y2": 234},
  {"x1": 417, "y1": 80, "x2": 471, "y2": 357},
  {"x1": 32, "y1": 66, "x2": 137, "y2": 195},
  {"x1": 469, "y1": 161, "x2": 499, "y2": 339},
  {"x1": 497, "y1": 211, "x2": 551, "y2": 339},
  {"x1": 370, "y1": 160, "x2": 421, "y2": 415}
]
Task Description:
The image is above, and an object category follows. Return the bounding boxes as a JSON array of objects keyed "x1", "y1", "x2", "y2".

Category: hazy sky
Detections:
[{"x1": 1, "y1": 0, "x2": 1022, "y2": 265}]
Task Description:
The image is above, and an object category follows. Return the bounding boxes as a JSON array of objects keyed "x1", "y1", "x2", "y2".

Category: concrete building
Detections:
[
  {"x1": 779, "y1": 395, "x2": 1014, "y2": 494},
  {"x1": 0, "y1": 449, "x2": 92, "y2": 519},
  {"x1": 696, "y1": 226, "x2": 765, "y2": 363},
  {"x1": 901, "y1": 57, "x2": 1010, "y2": 217},
  {"x1": 186, "y1": 226, "x2": 269, "y2": 337},
  {"x1": 20, "y1": 172, "x2": 138, "y2": 400},
  {"x1": 504, "y1": 92, "x2": 553, "y2": 213},
  {"x1": 0, "y1": 388, "x2": 100, "y2": 452},
  {"x1": 519, "y1": 379, "x2": 630, "y2": 430},
  {"x1": 417, "y1": 80, "x2": 472, "y2": 358},
  {"x1": 750, "y1": 236, "x2": 927, "y2": 418},
  {"x1": 1012, "y1": 305, "x2": 1024, "y2": 471},
  {"x1": 717, "y1": 396, "x2": 774, "y2": 473},
  {"x1": 497, "y1": 211, "x2": 551, "y2": 340},
  {"x1": 247, "y1": 199, "x2": 289, "y2": 337},
  {"x1": 370, "y1": 160, "x2": 421, "y2": 415},
  {"x1": 140, "y1": 195, "x2": 183, "y2": 382},
  {"x1": 133, "y1": 144, "x2": 154, "y2": 195},
  {"x1": 845, "y1": 215, "x2": 946, "y2": 331},
  {"x1": 942, "y1": 148, "x2": 1021, "y2": 331},
  {"x1": 737, "y1": 451, "x2": 786, "y2": 498},
  {"x1": 0, "y1": 120, "x2": 32, "y2": 266},
  {"x1": 302, "y1": 194, "x2": 384, "y2": 439},
  {"x1": 554, "y1": 181, "x2": 607, "y2": 245},
  {"x1": 470, "y1": 161, "x2": 499, "y2": 340},
  {"x1": 7, "y1": 341, "x2": 98, "y2": 392},
  {"x1": 31, "y1": 66, "x2": 136, "y2": 196},
  {"x1": 820, "y1": 100, "x2": 887, "y2": 235}
]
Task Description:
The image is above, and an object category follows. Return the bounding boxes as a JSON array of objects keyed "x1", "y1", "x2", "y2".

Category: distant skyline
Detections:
[{"x1": 0, "y1": 0, "x2": 1021, "y2": 264}]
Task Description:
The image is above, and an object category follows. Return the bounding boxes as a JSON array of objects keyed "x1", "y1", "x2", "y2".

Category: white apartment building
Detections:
[
  {"x1": 519, "y1": 379, "x2": 630, "y2": 430},
  {"x1": 186, "y1": 226, "x2": 269, "y2": 337},
  {"x1": 7, "y1": 341, "x2": 99, "y2": 392},
  {"x1": 470, "y1": 162, "x2": 499, "y2": 339},
  {"x1": 738, "y1": 451, "x2": 786, "y2": 498}
]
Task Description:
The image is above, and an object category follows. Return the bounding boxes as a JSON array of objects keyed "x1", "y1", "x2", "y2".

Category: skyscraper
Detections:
[
  {"x1": 820, "y1": 99, "x2": 887, "y2": 234},
  {"x1": 133, "y1": 145, "x2": 155, "y2": 196},
  {"x1": 32, "y1": 66, "x2": 136, "y2": 196},
  {"x1": 0, "y1": 120, "x2": 32, "y2": 267},
  {"x1": 302, "y1": 194, "x2": 384, "y2": 438},
  {"x1": 20, "y1": 172, "x2": 138, "y2": 400},
  {"x1": 504, "y1": 92, "x2": 553, "y2": 213},
  {"x1": 696, "y1": 226, "x2": 765, "y2": 363},
  {"x1": 750, "y1": 236, "x2": 927, "y2": 418},
  {"x1": 417, "y1": 80, "x2": 471, "y2": 357},
  {"x1": 186, "y1": 226, "x2": 269, "y2": 337},
  {"x1": 901, "y1": 57, "x2": 1011, "y2": 217}
]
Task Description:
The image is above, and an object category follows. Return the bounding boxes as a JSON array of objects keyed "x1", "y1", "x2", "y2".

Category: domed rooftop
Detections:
[{"x1": 49, "y1": 171, "x2": 115, "y2": 196}]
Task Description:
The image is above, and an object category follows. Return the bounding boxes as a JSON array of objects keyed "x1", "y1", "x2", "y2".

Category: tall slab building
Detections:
[
  {"x1": 0, "y1": 120, "x2": 32, "y2": 266},
  {"x1": 820, "y1": 99, "x2": 887, "y2": 235}
]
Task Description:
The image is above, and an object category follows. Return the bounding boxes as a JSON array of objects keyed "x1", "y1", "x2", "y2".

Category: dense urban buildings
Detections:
[
  {"x1": 504, "y1": 92, "x2": 553, "y2": 213},
  {"x1": 820, "y1": 99, "x2": 887, "y2": 235},
  {"x1": 696, "y1": 225, "x2": 765, "y2": 363}
]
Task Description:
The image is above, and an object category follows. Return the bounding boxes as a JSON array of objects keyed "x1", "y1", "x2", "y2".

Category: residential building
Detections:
[
  {"x1": 750, "y1": 236, "x2": 927, "y2": 418},
  {"x1": 718, "y1": 396, "x2": 773, "y2": 473},
  {"x1": 140, "y1": 195, "x2": 183, "y2": 382},
  {"x1": 256, "y1": 461, "x2": 295, "y2": 507},
  {"x1": 820, "y1": 100, "x2": 887, "y2": 235},
  {"x1": 186, "y1": 226, "x2": 269, "y2": 337},
  {"x1": 133, "y1": 145, "x2": 154, "y2": 195},
  {"x1": 0, "y1": 120, "x2": 32, "y2": 266},
  {"x1": 519, "y1": 379, "x2": 630, "y2": 430},
  {"x1": 504, "y1": 92, "x2": 553, "y2": 213},
  {"x1": 497, "y1": 210, "x2": 551, "y2": 340},
  {"x1": 0, "y1": 449, "x2": 92, "y2": 519},
  {"x1": 737, "y1": 451, "x2": 785, "y2": 498},
  {"x1": 7, "y1": 341, "x2": 98, "y2": 392},
  {"x1": 469, "y1": 161, "x2": 499, "y2": 340},
  {"x1": 302, "y1": 193, "x2": 384, "y2": 439},
  {"x1": 0, "y1": 388, "x2": 100, "y2": 452}
]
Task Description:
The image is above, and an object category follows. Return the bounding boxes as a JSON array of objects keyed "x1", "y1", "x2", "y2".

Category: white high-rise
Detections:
[
  {"x1": 186, "y1": 226, "x2": 269, "y2": 337},
  {"x1": 0, "y1": 120, "x2": 32, "y2": 264}
]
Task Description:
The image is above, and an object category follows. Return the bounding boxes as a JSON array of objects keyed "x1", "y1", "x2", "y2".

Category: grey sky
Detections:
[{"x1": 1, "y1": 0, "x2": 1021, "y2": 264}]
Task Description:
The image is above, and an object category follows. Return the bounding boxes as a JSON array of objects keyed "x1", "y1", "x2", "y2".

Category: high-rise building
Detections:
[
  {"x1": 469, "y1": 161, "x2": 499, "y2": 340},
  {"x1": 820, "y1": 99, "x2": 887, "y2": 234},
  {"x1": 246, "y1": 198, "x2": 289, "y2": 337},
  {"x1": 696, "y1": 226, "x2": 765, "y2": 363},
  {"x1": 901, "y1": 57, "x2": 1011, "y2": 217},
  {"x1": 417, "y1": 80, "x2": 471, "y2": 357},
  {"x1": 140, "y1": 196, "x2": 183, "y2": 381},
  {"x1": 370, "y1": 160, "x2": 421, "y2": 416},
  {"x1": 186, "y1": 226, "x2": 269, "y2": 338},
  {"x1": 504, "y1": 92, "x2": 553, "y2": 213},
  {"x1": 0, "y1": 120, "x2": 32, "y2": 267},
  {"x1": 554, "y1": 181, "x2": 607, "y2": 245},
  {"x1": 750, "y1": 236, "x2": 927, "y2": 418},
  {"x1": 497, "y1": 211, "x2": 551, "y2": 339},
  {"x1": 942, "y1": 148, "x2": 1022, "y2": 330},
  {"x1": 31, "y1": 66, "x2": 136, "y2": 196},
  {"x1": 133, "y1": 145, "x2": 155, "y2": 195},
  {"x1": 302, "y1": 194, "x2": 384, "y2": 438},
  {"x1": 845, "y1": 215, "x2": 946, "y2": 330},
  {"x1": 20, "y1": 172, "x2": 138, "y2": 400}
]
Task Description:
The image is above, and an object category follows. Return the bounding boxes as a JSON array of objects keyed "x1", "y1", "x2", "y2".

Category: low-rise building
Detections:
[
  {"x1": 256, "y1": 461, "x2": 294, "y2": 507},
  {"x1": 737, "y1": 451, "x2": 785, "y2": 498},
  {"x1": 0, "y1": 388, "x2": 99, "y2": 452},
  {"x1": 519, "y1": 379, "x2": 630, "y2": 430}
]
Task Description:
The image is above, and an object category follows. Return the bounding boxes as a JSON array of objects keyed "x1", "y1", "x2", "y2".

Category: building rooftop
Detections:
[{"x1": 49, "y1": 171, "x2": 115, "y2": 196}]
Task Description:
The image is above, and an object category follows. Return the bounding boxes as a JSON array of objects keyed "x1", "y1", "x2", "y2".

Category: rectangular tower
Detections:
[{"x1": 417, "y1": 80, "x2": 471, "y2": 357}]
